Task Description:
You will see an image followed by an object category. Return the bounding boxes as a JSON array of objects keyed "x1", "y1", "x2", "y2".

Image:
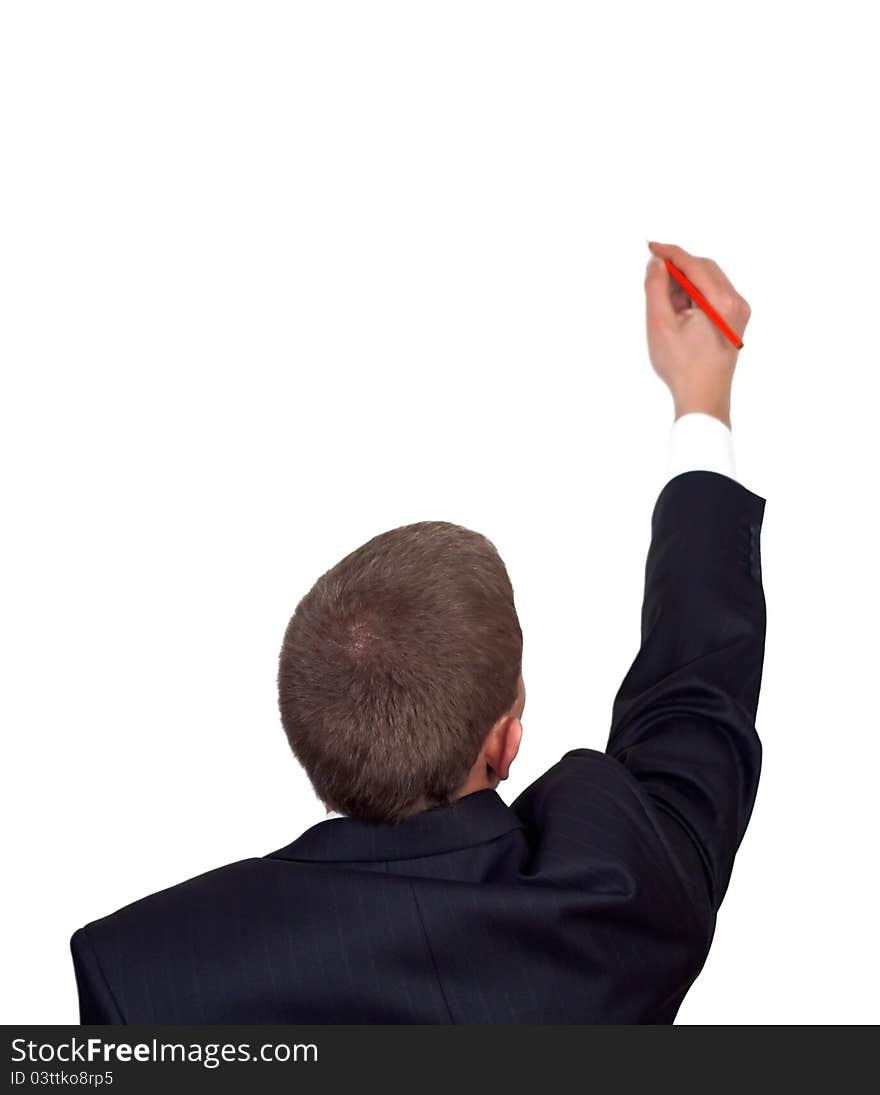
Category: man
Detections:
[{"x1": 71, "y1": 240, "x2": 766, "y2": 1023}]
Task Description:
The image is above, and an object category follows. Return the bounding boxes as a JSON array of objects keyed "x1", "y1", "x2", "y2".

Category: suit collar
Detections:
[{"x1": 266, "y1": 788, "x2": 524, "y2": 863}]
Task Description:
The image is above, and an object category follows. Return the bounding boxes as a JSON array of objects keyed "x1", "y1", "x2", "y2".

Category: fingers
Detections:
[
  {"x1": 644, "y1": 253, "x2": 675, "y2": 326},
  {"x1": 647, "y1": 240, "x2": 739, "y2": 304}
]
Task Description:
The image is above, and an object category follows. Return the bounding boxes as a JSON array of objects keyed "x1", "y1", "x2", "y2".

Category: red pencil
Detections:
[{"x1": 664, "y1": 258, "x2": 744, "y2": 350}]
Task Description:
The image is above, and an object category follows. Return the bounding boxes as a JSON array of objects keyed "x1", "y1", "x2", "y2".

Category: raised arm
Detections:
[
  {"x1": 606, "y1": 469, "x2": 766, "y2": 920},
  {"x1": 510, "y1": 242, "x2": 764, "y2": 941},
  {"x1": 606, "y1": 242, "x2": 765, "y2": 922}
]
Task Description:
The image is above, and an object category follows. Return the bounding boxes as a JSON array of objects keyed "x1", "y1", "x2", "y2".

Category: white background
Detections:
[{"x1": 2, "y1": 2, "x2": 878, "y2": 1024}]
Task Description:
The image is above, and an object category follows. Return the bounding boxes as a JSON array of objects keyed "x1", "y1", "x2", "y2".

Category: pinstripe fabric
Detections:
[{"x1": 71, "y1": 471, "x2": 766, "y2": 1024}]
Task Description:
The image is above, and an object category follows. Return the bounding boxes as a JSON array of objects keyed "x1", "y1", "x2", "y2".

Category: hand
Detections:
[{"x1": 644, "y1": 241, "x2": 751, "y2": 429}]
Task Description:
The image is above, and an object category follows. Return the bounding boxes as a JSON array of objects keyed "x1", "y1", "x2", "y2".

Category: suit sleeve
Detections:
[
  {"x1": 605, "y1": 470, "x2": 767, "y2": 921},
  {"x1": 70, "y1": 926, "x2": 124, "y2": 1023}
]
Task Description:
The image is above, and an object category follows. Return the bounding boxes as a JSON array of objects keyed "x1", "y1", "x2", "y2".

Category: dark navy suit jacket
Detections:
[{"x1": 71, "y1": 470, "x2": 767, "y2": 1023}]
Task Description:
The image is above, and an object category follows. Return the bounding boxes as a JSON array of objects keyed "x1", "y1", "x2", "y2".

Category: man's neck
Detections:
[{"x1": 324, "y1": 779, "x2": 500, "y2": 822}]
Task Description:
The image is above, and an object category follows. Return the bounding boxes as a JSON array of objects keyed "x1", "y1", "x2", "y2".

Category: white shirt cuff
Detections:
[{"x1": 666, "y1": 412, "x2": 737, "y2": 484}]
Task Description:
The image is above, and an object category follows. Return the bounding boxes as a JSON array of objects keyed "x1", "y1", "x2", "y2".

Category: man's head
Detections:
[{"x1": 277, "y1": 521, "x2": 524, "y2": 823}]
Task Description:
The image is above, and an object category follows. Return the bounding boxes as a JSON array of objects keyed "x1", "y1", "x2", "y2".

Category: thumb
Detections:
[{"x1": 644, "y1": 254, "x2": 674, "y2": 328}]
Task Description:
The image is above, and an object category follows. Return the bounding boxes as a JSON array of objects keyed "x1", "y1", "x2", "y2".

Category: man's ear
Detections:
[{"x1": 495, "y1": 716, "x2": 523, "y2": 782}]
